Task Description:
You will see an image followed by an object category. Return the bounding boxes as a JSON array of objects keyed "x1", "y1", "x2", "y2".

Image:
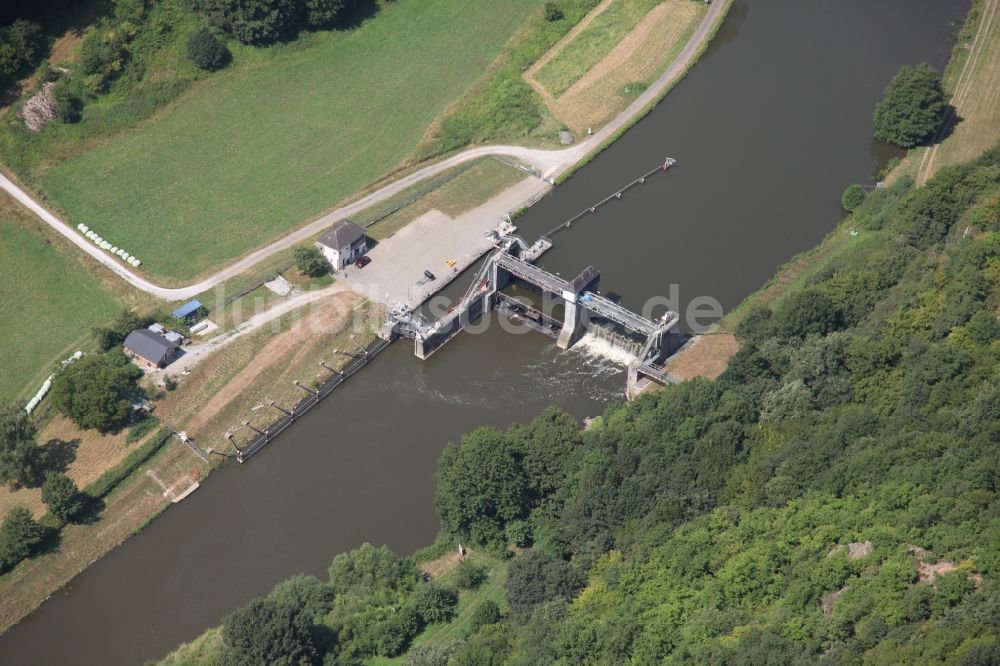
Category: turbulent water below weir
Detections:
[{"x1": 0, "y1": 1, "x2": 970, "y2": 663}]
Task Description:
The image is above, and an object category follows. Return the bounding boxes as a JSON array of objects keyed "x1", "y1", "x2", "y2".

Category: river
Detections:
[{"x1": 0, "y1": 1, "x2": 968, "y2": 662}]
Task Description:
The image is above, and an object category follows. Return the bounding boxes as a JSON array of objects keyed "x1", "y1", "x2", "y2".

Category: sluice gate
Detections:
[{"x1": 382, "y1": 233, "x2": 685, "y2": 396}]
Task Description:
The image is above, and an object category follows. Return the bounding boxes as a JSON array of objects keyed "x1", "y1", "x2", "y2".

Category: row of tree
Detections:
[{"x1": 195, "y1": 0, "x2": 359, "y2": 47}]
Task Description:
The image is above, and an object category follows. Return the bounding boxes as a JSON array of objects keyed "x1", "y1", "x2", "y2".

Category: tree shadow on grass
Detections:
[
  {"x1": 41, "y1": 438, "x2": 80, "y2": 474},
  {"x1": 34, "y1": 523, "x2": 63, "y2": 558},
  {"x1": 930, "y1": 105, "x2": 963, "y2": 145},
  {"x1": 334, "y1": 0, "x2": 381, "y2": 31},
  {"x1": 73, "y1": 494, "x2": 107, "y2": 526}
]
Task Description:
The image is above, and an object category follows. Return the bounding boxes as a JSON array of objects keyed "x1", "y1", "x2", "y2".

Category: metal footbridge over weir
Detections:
[{"x1": 382, "y1": 233, "x2": 685, "y2": 397}]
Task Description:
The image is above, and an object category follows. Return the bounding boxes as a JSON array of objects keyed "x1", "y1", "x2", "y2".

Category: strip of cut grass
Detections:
[
  {"x1": 533, "y1": 0, "x2": 663, "y2": 97},
  {"x1": 366, "y1": 159, "x2": 525, "y2": 240},
  {"x1": 38, "y1": 0, "x2": 543, "y2": 283},
  {"x1": 0, "y1": 195, "x2": 123, "y2": 404}
]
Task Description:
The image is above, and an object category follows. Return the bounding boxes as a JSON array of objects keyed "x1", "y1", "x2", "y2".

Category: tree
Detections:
[
  {"x1": 204, "y1": 0, "x2": 299, "y2": 46},
  {"x1": 544, "y1": 2, "x2": 564, "y2": 21},
  {"x1": 187, "y1": 27, "x2": 229, "y2": 70},
  {"x1": 50, "y1": 353, "x2": 142, "y2": 431},
  {"x1": 0, "y1": 405, "x2": 45, "y2": 489},
  {"x1": 509, "y1": 407, "x2": 581, "y2": 504},
  {"x1": 0, "y1": 506, "x2": 45, "y2": 573},
  {"x1": 42, "y1": 472, "x2": 84, "y2": 523},
  {"x1": 873, "y1": 63, "x2": 947, "y2": 148},
  {"x1": 302, "y1": 0, "x2": 344, "y2": 28},
  {"x1": 0, "y1": 20, "x2": 43, "y2": 84},
  {"x1": 842, "y1": 184, "x2": 866, "y2": 212},
  {"x1": 328, "y1": 543, "x2": 411, "y2": 598},
  {"x1": 221, "y1": 597, "x2": 320, "y2": 666},
  {"x1": 505, "y1": 549, "x2": 582, "y2": 622},
  {"x1": 435, "y1": 427, "x2": 528, "y2": 545},
  {"x1": 268, "y1": 575, "x2": 335, "y2": 622},
  {"x1": 413, "y1": 583, "x2": 458, "y2": 624},
  {"x1": 294, "y1": 247, "x2": 328, "y2": 278},
  {"x1": 771, "y1": 288, "x2": 842, "y2": 339}
]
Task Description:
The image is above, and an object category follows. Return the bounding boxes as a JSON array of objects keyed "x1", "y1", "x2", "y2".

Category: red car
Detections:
[{"x1": 355, "y1": 256, "x2": 371, "y2": 269}]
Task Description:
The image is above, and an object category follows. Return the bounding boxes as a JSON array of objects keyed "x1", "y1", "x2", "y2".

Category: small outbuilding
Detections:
[
  {"x1": 172, "y1": 299, "x2": 207, "y2": 323},
  {"x1": 123, "y1": 329, "x2": 179, "y2": 371},
  {"x1": 316, "y1": 219, "x2": 367, "y2": 271}
]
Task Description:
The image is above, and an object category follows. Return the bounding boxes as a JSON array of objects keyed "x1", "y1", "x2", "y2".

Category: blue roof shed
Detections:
[{"x1": 172, "y1": 299, "x2": 204, "y2": 320}]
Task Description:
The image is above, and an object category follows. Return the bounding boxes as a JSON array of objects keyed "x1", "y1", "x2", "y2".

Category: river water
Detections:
[{"x1": 0, "y1": 1, "x2": 968, "y2": 662}]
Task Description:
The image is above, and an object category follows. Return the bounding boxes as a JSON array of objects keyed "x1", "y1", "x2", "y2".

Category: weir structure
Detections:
[{"x1": 381, "y1": 233, "x2": 685, "y2": 397}]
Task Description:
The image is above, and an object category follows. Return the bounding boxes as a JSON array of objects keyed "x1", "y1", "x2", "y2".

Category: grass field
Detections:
[
  {"x1": 533, "y1": 0, "x2": 663, "y2": 97},
  {"x1": 526, "y1": 0, "x2": 704, "y2": 133},
  {"x1": 0, "y1": 194, "x2": 126, "y2": 404},
  {"x1": 37, "y1": 0, "x2": 543, "y2": 283},
  {"x1": 890, "y1": 0, "x2": 1000, "y2": 186},
  {"x1": 923, "y1": 0, "x2": 1000, "y2": 175}
]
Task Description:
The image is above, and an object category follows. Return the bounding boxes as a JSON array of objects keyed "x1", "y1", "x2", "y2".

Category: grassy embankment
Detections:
[
  {"x1": 526, "y1": 0, "x2": 706, "y2": 134},
  {"x1": 9, "y1": 0, "x2": 544, "y2": 283},
  {"x1": 0, "y1": 290, "x2": 381, "y2": 632}
]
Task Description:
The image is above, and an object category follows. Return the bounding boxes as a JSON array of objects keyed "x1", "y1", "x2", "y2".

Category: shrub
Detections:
[
  {"x1": 41, "y1": 472, "x2": 84, "y2": 523},
  {"x1": 125, "y1": 415, "x2": 159, "y2": 443},
  {"x1": 455, "y1": 559, "x2": 488, "y2": 590},
  {"x1": 94, "y1": 309, "x2": 155, "y2": 351},
  {"x1": 842, "y1": 184, "x2": 866, "y2": 212},
  {"x1": 78, "y1": 28, "x2": 128, "y2": 92},
  {"x1": 0, "y1": 506, "x2": 45, "y2": 573},
  {"x1": 544, "y1": 2, "x2": 564, "y2": 21},
  {"x1": 294, "y1": 247, "x2": 328, "y2": 277},
  {"x1": 469, "y1": 599, "x2": 502, "y2": 630},
  {"x1": 873, "y1": 63, "x2": 947, "y2": 148},
  {"x1": 413, "y1": 582, "x2": 458, "y2": 624},
  {"x1": 51, "y1": 80, "x2": 82, "y2": 123},
  {"x1": 187, "y1": 27, "x2": 229, "y2": 70},
  {"x1": 403, "y1": 643, "x2": 458, "y2": 666}
]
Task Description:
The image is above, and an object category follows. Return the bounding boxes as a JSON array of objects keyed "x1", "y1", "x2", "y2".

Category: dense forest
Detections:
[{"x1": 160, "y1": 143, "x2": 1000, "y2": 664}]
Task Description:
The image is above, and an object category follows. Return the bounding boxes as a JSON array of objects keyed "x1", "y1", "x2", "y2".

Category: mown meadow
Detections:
[
  {"x1": 5, "y1": 0, "x2": 545, "y2": 282},
  {"x1": 0, "y1": 197, "x2": 123, "y2": 403}
]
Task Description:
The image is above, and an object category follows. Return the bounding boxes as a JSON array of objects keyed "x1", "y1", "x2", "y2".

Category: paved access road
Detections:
[{"x1": 0, "y1": 0, "x2": 727, "y2": 302}]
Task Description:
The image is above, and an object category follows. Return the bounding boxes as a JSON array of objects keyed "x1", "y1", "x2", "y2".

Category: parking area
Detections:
[{"x1": 339, "y1": 176, "x2": 550, "y2": 308}]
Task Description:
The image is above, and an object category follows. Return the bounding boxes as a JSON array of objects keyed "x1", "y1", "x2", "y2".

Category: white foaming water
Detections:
[{"x1": 571, "y1": 332, "x2": 638, "y2": 366}]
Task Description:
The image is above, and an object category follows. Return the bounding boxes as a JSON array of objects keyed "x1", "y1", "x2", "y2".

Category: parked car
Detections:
[
  {"x1": 424, "y1": 270, "x2": 436, "y2": 281},
  {"x1": 355, "y1": 255, "x2": 371, "y2": 269}
]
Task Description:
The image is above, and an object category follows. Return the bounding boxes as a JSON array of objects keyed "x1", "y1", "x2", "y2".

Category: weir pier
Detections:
[{"x1": 381, "y1": 233, "x2": 685, "y2": 397}]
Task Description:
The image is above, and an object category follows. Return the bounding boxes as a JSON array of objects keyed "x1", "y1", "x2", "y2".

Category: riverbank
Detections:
[
  {"x1": 0, "y1": 293, "x2": 380, "y2": 634},
  {"x1": 0, "y1": 1, "x2": 969, "y2": 662},
  {"x1": 666, "y1": 0, "x2": 1000, "y2": 383}
]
